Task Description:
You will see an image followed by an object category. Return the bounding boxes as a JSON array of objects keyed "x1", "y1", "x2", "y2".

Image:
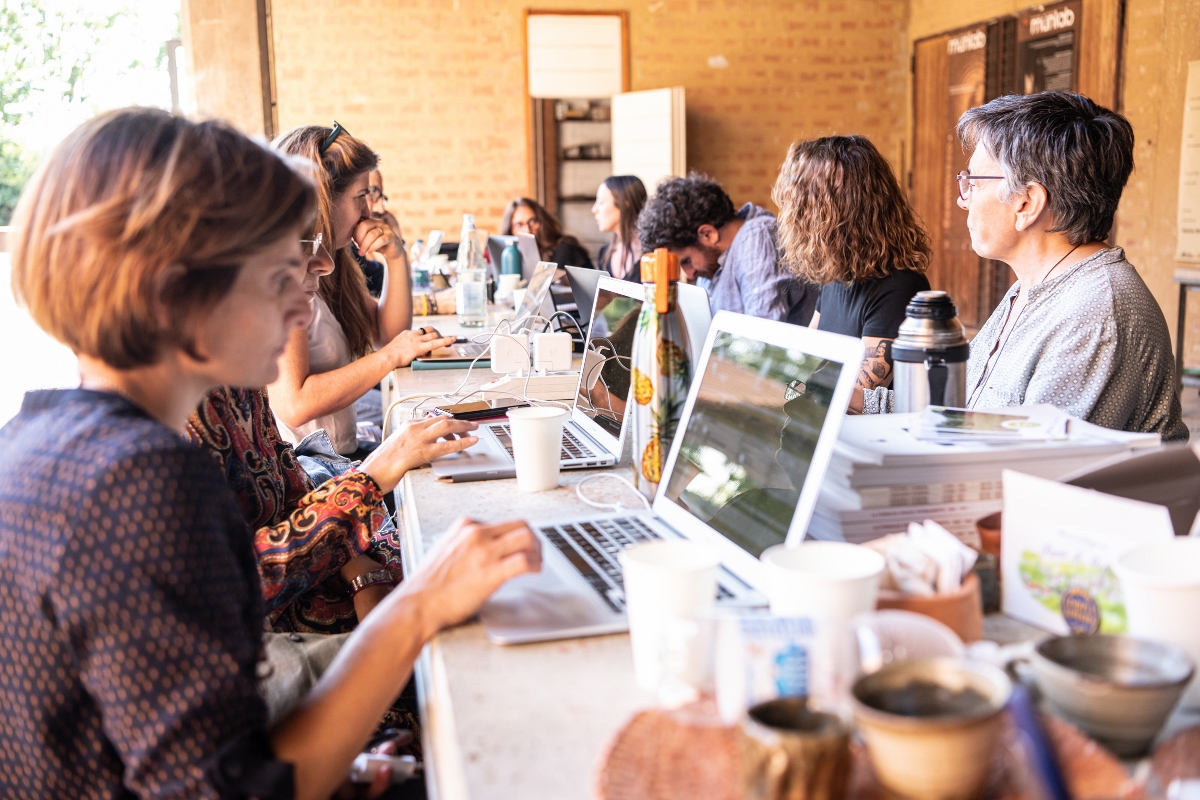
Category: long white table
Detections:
[{"x1": 385, "y1": 314, "x2": 1046, "y2": 800}]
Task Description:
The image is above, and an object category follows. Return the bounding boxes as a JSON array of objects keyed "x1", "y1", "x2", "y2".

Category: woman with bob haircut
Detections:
[
  {"x1": 0, "y1": 107, "x2": 540, "y2": 799},
  {"x1": 956, "y1": 91, "x2": 1186, "y2": 440},
  {"x1": 269, "y1": 124, "x2": 456, "y2": 458},
  {"x1": 500, "y1": 196, "x2": 594, "y2": 269},
  {"x1": 772, "y1": 134, "x2": 932, "y2": 413},
  {"x1": 592, "y1": 175, "x2": 648, "y2": 282}
]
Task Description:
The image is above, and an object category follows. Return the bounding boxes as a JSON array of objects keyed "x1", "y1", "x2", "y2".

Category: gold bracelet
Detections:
[{"x1": 416, "y1": 294, "x2": 430, "y2": 316}]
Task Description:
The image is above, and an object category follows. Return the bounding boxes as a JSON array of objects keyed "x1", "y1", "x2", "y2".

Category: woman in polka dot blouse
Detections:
[{"x1": 0, "y1": 108, "x2": 540, "y2": 799}]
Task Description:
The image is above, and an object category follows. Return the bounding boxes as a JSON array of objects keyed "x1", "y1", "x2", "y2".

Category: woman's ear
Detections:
[{"x1": 1012, "y1": 182, "x2": 1050, "y2": 233}]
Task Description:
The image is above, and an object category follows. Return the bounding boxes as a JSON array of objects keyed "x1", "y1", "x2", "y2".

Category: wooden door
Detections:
[{"x1": 611, "y1": 87, "x2": 687, "y2": 196}]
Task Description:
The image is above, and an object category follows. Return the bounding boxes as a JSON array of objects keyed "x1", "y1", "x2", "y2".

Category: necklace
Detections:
[
  {"x1": 1035, "y1": 242, "x2": 1084, "y2": 286},
  {"x1": 966, "y1": 242, "x2": 1089, "y2": 407}
]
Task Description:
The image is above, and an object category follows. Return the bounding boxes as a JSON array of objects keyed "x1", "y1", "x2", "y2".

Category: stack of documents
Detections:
[{"x1": 810, "y1": 406, "x2": 1161, "y2": 547}]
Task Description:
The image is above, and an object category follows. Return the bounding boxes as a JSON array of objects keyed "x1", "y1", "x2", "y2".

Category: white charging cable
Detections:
[{"x1": 574, "y1": 473, "x2": 651, "y2": 512}]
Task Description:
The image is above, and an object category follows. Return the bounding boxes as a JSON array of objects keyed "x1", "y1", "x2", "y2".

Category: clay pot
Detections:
[
  {"x1": 975, "y1": 512, "x2": 1001, "y2": 562},
  {"x1": 874, "y1": 573, "x2": 983, "y2": 643}
]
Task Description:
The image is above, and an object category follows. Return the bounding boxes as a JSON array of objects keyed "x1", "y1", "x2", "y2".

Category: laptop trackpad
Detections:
[{"x1": 481, "y1": 568, "x2": 624, "y2": 644}]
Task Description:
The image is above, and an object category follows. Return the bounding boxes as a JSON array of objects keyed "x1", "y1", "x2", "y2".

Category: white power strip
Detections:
[{"x1": 480, "y1": 372, "x2": 579, "y2": 401}]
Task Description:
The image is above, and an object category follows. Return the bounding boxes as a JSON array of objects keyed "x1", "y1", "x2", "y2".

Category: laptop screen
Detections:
[
  {"x1": 661, "y1": 330, "x2": 843, "y2": 557},
  {"x1": 575, "y1": 286, "x2": 643, "y2": 438}
]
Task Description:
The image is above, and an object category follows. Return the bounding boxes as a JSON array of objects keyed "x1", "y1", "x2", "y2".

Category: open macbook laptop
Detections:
[
  {"x1": 479, "y1": 311, "x2": 865, "y2": 644},
  {"x1": 414, "y1": 260, "x2": 558, "y2": 364},
  {"x1": 430, "y1": 277, "x2": 646, "y2": 481}
]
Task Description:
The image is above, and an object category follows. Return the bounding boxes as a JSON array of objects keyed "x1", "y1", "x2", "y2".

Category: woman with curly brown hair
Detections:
[{"x1": 772, "y1": 134, "x2": 932, "y2": 413}]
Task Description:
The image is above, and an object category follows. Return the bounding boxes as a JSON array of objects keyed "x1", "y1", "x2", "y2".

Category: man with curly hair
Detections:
[{"x1": 637, "y1": 173, "x2": 816, "y2": 325}]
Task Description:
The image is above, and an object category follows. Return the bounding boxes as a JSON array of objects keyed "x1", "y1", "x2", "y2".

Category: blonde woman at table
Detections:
[
  {"x1": 269, "y1": 123, "x2": 456, "y2": 458},
  {"x1": 1, "y1": 108, "x2": 540, "y2": 799}
]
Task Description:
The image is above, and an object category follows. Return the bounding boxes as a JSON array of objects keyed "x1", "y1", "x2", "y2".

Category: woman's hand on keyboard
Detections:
[
  {"x1": 403, "y1": 518, "x2": 542, "y2": 637},
  {"x1": 359, "y1": 416, "x2": 478, "y2": 492},
  {"x1": 382, "y1": 327, "x2": 457, "y2": 368}
]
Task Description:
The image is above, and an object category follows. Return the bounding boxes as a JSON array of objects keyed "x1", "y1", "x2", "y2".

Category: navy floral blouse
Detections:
[{"x1": 0, "y1": 389, "x2": 287, "y2": 798}]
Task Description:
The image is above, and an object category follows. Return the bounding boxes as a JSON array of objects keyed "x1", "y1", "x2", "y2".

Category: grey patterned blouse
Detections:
[{"x1": 966, "y1": 247, "x2": 1187, "y2": 441}]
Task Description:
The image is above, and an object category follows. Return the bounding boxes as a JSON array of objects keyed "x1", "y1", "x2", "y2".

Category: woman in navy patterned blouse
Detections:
[{"x1": 0, "y1": 108, "x2": 540, "y2": 799}]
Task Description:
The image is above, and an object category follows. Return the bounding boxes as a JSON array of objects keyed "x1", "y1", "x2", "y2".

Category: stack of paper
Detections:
[
  {"x1": 810, "y1": 405, "x2": 1161, "y2": 547},
  {"x1": 913, "y1": 405, "x2": 1070, "y2": 444}
]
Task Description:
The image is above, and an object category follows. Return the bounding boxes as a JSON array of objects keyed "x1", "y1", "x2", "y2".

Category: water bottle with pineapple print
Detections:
[{"x1": 629, "y1": 248, "x2": 692, "y2": 499}]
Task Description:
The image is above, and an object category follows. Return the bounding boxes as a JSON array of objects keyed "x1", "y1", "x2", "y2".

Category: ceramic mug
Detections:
[{"x1": 741, "y1": 697, "x2": 850, "y2": 800}]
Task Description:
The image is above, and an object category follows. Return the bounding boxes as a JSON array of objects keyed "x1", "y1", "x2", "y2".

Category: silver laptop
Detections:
[
  {"x1": 415, "y1": 260, "x2": 558, "y2": 363},
  {"x1": 430, "y1": 277, "x2": 647, "y2": 481},
  {"x1": 480, "y1": 311, "x2": 865, "y2": 644}
]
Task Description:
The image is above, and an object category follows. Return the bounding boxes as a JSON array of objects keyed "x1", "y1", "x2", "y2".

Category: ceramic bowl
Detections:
[
  {"x1": 1030, "y1": 633, "x2": 1194, "y2": 756},
  {"x1": 851, "y1": 657, "x2": 1011, "y2": 800}
]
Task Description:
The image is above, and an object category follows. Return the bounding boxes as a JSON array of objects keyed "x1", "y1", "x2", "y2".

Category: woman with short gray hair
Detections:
[{"x1": 956, "y1": 91, "x2": 1186, "y2": 441}]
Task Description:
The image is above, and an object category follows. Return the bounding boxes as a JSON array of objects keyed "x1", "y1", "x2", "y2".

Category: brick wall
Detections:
[{"x1": 265, "y1": 0, "x2": 910, "y2": 240}]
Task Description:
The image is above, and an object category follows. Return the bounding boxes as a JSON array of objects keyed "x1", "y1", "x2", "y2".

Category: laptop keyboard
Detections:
[
  {"x1": 492, "y1": 423, "x2": 597, "y2": 461},
  {"x1": 539, "y1": 517, "x2": 735, "y2": 613}
]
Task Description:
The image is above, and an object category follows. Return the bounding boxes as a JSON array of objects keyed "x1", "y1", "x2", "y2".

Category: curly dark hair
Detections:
[
  {"x1": 637, "y1": 173, "x2": 737, "y2": 251},
  {"x1": 772, "y1": 135, "x2": 930, "y2": 285}
]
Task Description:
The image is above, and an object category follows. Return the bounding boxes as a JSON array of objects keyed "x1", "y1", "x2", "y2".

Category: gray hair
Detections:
[{"x1": 956, "y1": 92, "x2": 1133, "y2": 245}]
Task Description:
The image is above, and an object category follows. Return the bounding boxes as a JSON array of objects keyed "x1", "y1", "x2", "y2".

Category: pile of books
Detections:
[{"x1": 810, "y1": 406, "x2": 1161, "y2": 547}]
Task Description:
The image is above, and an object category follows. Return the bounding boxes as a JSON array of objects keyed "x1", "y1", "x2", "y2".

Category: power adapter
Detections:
[
  {"x1": 532, "y1": 332, "x2": 573, "y2": 373},
  {"x1": 489, "y1": 333, "x2": 530, "y2": 374}
]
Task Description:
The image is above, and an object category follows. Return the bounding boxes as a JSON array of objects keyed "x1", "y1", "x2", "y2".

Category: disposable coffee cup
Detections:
[
  {"x1": 761, "y1": 542, "x2": 884, "y2": 623},
  {"x1": 511, "y1": 287, "x2": 527, "y2": 311},
  {"x1": 620, "y1": 541, "x2": 720, "y2": 692},
  {"x1": 497, "y1": 272, "x2": 521, "y2": 300},
  {"x1": 505, "y1": 406, "x2": 566, "y2": 492},
  {"x1": 1115, "y1": 538, "x2": 1200, "y2": 708}
]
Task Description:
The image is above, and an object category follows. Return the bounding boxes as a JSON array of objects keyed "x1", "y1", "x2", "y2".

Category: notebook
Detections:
[{"x1": 479, "y1": 310, "x2": 865, "y2": 644}]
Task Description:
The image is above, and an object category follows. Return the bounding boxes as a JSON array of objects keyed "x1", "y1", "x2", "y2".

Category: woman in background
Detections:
[
  {"x1": 772, "y1": 134, "x2": 932, "y2": 414},
  {"x1": 592, "y1": 175, "x2": 647, "y2": 282},
  {"x1": 270, "y1": 124, "x2": 455, "y2": 458},
  {"x1": 501, "y1": 196, "x2": 594, "y2": 269}
]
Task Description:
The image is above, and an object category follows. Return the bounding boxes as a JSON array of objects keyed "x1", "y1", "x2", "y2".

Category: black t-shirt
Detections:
[
  {"x1": 815, "y1": 270, "x2": 931, "y2": 339},
  {"x1": 550, "y1": 238, "x2": 594, "y2": 270}
]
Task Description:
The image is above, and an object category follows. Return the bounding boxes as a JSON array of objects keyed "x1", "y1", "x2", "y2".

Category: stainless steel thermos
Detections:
[{"x1": 891, "y1": 290, "x2": 969, "y2": 413}]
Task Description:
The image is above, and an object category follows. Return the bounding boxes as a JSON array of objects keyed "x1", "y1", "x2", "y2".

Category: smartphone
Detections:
[{"x1": 431, "y1": 397, "x2": 530, "y2": 420}]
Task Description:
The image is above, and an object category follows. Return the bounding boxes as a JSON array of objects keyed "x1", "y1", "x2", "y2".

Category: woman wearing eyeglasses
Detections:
[
  {"x1": 772, "y1": 135, "x2": 932, "y2": 414},
  {"x1": 269, "y1": 123, "x2": 456, "y2": 459},
  {"x1": 955, "y1": 91, "x2": 1185, "y2": 440},
  {"x1": 0, "y1": 108, "x2": 541, "y2": 799},
  {"x1": 501, "y1": 197, "x2": 595, "y2": 269}
]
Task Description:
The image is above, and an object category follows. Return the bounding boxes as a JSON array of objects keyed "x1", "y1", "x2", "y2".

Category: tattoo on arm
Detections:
[{"x1": 857, "y1": 340, "x2": 893, "y2": 391}]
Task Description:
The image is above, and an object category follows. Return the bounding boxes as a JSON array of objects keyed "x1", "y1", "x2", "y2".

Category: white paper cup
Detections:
[
  {"x1": 496, "y1": 272, "x2": 522, "y2": 299},
  {"x1": 511, "y1": 287, "x2": 527, "y2": 310},
  {"x1": 620, "y1": 541, "x2": 720, "y2": 692},
  {"x1": 505, "y1": 406, "x2": 566, "y2": 492},
  {"x1": 1115, "y1": 538, "x2": 1200, "y2": 708},
  {"x1": 761, "y1": 542, "x2": 885, "y2": 623}
]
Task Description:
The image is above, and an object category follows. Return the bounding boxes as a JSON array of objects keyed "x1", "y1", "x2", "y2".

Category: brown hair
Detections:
[
  {"x1": 10, "y1": 108, "x2": 315, "y2": 369},
  {"x1": 273, "y1": 125, "x2": 380, "y2": 357},
  {"x1": 602, "y1": 175, "x2": 647, "y2": 252},
  {"x1": 772, "y1": 135, "x2": 930, "y2": 285},
  {"x1": 500, "y1": 197, "x2": 578, "y2": 261}
]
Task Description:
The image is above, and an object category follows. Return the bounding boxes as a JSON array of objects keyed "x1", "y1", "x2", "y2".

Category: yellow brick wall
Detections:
[
  {"x1": 266, "y1": 0, "x2": 911, "y2": 239},
  {"x1": 180, "y1": 0, "x2": 267, "y2": 136}
]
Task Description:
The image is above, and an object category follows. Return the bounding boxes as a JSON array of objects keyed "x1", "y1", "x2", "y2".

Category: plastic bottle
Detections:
[
  {"x1": 629, "y1": 248, "x2": 692, "y2": 499},
  {"x1": 454, "y1": 214, "x2": 488, "y2": 327}
]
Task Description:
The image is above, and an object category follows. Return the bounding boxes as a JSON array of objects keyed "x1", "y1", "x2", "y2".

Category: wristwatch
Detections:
[{"x1": 349, "y1": 569, "x2": 396, "y2": 595}]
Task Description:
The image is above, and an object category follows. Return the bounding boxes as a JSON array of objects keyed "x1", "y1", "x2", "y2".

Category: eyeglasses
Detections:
[
  {"x1": 318, "y1": 121, "x2": 347, "y2": 156},
  {"x1": 300, "y1": 232, "x2": 325, "y2": 257},
  {"x1": 367, "y1": 186, "x2": 388, "y2": 203},
  {"x1": 955, "y1": 171, "x2": 1005, "y2": 200}
]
